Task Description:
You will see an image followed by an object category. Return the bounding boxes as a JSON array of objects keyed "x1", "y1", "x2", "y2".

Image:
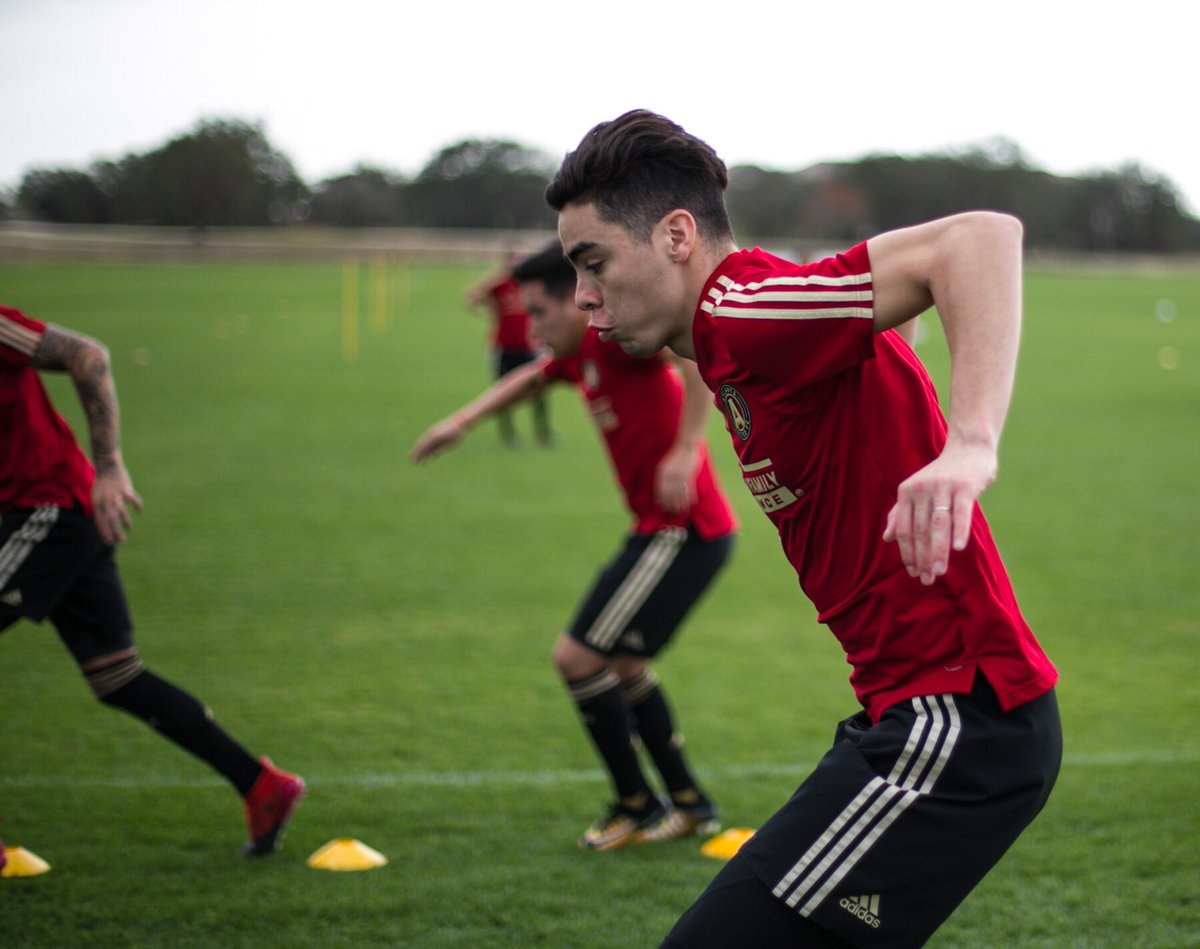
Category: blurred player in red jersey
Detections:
[
  {"x1": 547, "y1": 112, "x2": 1061, "y2": 948},
  {"x1": 413, "y1": 243, "x2": 738, "y2": 851},
  {"x1": 0, "y1": 306, "x2": 304, "y2": 858},
  {"x1": 464, "y1": 256, "x2": 553, "y2": 446}
]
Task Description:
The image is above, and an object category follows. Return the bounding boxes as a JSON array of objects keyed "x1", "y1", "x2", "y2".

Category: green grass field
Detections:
[{"x1": 1, "y1": 255, "x2": 1197, "y2": 947}]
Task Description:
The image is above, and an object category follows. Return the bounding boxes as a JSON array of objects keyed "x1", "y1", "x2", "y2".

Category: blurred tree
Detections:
[
  {"x1": 723, "y1": 147, "x2": 1199, "y2": 252},
  {"x1": 8, "y1": 124, "x2": 1198, "y2": 250},
  {"x1": 69, "y1": 119, "x2": 309, "y2": 227},
  {"x1": 134, "y1": 119, "x2": 309, "y2": 226},
  {"x1": 309, "y1": 166, "x2": 407, "y2": 226},
  {"x1": 727, "y1": 165, "x2": 814, "y2": 240},
  {"x1": 17, "y1": 168, "x2": 111, "y2": 223},
  {"x1": 1085, "y1": 163, "x2": 1192, "y2": 252},
  {"x1": 90, "y1": 155, "x2": 151, "y2": 223},
  {"x1": 402, "y1": 139, "x2": 556, "y2": 229}
]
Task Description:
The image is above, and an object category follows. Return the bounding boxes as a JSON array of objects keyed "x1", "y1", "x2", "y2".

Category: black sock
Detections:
[
  {"x1": 95, "y1": 663, "x2": 262, "y2": 796},
  {"x1": 567, "y1": 669, "x2": 651, "y2": 801},
  {"x1": 624, "y1": 669, "x2": 703, "y2": 799}
]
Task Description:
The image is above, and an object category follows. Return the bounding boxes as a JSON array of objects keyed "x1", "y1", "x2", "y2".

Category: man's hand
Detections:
[
  {"x1": 410, "y1": 416, "x2": 470, "y2": 463},
  {"x1": 882, "y1": 440, "x2": 997, "y2": 585},
  {"x1": 654, "y1": 445, "x2": 698, "y2": 514},
  {"x1": 92, "y1": 465, "x2": 142, "y2": 545}
]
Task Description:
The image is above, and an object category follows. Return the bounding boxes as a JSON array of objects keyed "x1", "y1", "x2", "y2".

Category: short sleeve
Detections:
[
  {"x1": 0, "y1": 306, "x2": 45, "y2": 367},
  {"x1": 702, "y1": 245, "x2": 876, "y2": 390},
  {"x1": 537, "y1": 352, "x2": 568, "y2": 383}
]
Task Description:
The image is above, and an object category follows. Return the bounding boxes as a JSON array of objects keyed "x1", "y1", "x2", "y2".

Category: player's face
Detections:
[
  {"x1": 558, "y1": 202, "x2": 690, "y2": 358},
  {"x1": 521, "y1": 281, "x2": 588, "y2": 357}
]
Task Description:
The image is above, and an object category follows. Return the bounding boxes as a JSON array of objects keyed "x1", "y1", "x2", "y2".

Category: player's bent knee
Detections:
[
  {"x1": 85, "y1": 650, "x2": 145, "y2": 699},
  {"x1": 552, "y1": 634, "x2": 606, "y2": 680},
  {"x1": 611, "y1": 654, "x2": 648, "y2": 683}
]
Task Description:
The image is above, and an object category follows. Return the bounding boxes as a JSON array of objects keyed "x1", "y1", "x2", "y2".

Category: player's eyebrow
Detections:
[{"x1": 565, "y1": 241, "x2": 597, "y2": 266}]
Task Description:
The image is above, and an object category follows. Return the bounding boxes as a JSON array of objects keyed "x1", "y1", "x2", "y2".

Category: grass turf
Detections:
[{"x1": 0, "y1": 256, "x2": 1197, "y2": 946}]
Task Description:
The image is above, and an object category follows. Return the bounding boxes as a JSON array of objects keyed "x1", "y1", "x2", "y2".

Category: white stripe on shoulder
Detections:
[
  {"x1": 0, "y1": 316, "x2": 42, "y2": 356},
  {"x1": 716, "y1": 271, "x2": 872, "y2": 292},
  {"x1": 719, "y1": 289, "x2": 873, "y2": 305},
  {"x1": 705, "y1": 269, "x2": 874, "y2": 322},
  {"x1": 713, "y1": 305, "x2": 873, "y2": 321}
]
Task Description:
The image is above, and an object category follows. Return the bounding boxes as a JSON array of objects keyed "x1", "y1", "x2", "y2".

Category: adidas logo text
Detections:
[{"x1": 839, "y1": 894, "x2": 882, "y2": 929}]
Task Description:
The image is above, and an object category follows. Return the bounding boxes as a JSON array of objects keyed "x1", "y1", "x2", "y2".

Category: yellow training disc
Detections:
[
  {"x1": 700, "y1": 828, "x2": 756, "y2": 861},
  {"x1": 306, "y1": 838, "x2": 388, "y2": 872}
]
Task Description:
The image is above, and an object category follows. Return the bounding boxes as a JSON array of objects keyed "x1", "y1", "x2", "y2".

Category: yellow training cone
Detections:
[
  {"x1": 1, "y1": 846, "x2": 52, "y2": 877},
  {"x1": 306, "y1": 838, "x2": 388, "y2": 872},
  {"x1": 700, "y1": 828, "x2": 755, "y2": 861}
]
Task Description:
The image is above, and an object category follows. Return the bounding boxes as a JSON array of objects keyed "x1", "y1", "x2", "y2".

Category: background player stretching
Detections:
[
  {"x1": 464, "y1": 255, "x2": 553, "y2": 446},
  {"x1": 412, "y1": 243, "x2": 738, "y2": 851}
]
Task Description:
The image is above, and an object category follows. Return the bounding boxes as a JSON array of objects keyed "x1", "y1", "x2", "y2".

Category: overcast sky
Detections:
[{"x1": 2, "y1": 0, "x2": 1196, "y2": 217}]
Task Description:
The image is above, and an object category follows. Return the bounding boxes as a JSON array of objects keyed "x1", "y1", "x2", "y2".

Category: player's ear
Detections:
[{"x1": 658, "y1": 209, "x2": 697, "y2": 263}]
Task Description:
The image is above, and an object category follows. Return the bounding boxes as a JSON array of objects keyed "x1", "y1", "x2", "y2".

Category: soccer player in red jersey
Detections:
[
  {"x1": 412, "y1": 243, "x2": 738, "y2": 851},
  {"x1": 0, "y1": 305, "x2": 304, "y2": 858},
  {"x1": 547, "y1": 112, "x2": 1061, "y2": 947},
  {"x1": 464, "y1": 258, "x2": 553, "y2": 445}
]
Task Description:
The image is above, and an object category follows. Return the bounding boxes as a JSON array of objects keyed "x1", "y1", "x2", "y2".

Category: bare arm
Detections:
[
  {"x1": 892, "y1": 317, "x2": 919, "y2": 348},
  {"x1": 463, "y1": 265, "x2": 511, "y2": 309},
  {"x1": 654, "y1": 356, "x2": 713, "y2": 514},
  {"x1": 869, "y1": 212, "x2": 1024, "y2": 584},
  {"x1": 410, "y1": 359, "x2": 550, "y2": 462},
  {"x1": 32, "y1": 324, "x2": 142, "y2": 543}
]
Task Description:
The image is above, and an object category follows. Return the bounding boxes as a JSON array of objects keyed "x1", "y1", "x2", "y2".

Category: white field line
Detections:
[{"x1": 0, "y1": 749, "x2": 1196, "y2": 790}]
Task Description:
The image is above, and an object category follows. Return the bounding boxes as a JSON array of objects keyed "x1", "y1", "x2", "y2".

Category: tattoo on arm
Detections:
[
  {"x1": 33, "y1": 325, "x2": 123, "y2": 472},
  {"x1": 30, "y1": 324, "x2": 83, "y2": 371}
]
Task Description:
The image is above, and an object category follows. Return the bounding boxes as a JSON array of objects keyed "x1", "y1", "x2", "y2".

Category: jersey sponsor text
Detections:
[{"x1": 739, "y1": 458, "x2": 802, "y2": 514}]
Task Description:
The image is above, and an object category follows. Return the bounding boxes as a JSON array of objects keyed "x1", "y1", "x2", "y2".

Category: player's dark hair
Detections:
[
  {"x1": 511, "y1": 242, "x2": 576, "y2": 300},
  {"x1": 545, "y1": 110, "x2": 733, "y2": 245}
]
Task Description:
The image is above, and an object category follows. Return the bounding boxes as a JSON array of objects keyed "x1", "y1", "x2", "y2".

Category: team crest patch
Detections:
[{"x1": 719, "y1": 384, "x2": 751, "y2": 441}]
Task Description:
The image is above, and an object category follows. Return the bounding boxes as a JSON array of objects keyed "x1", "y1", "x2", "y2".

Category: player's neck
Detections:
[{"x1": 670, "y1": 239, "x2": 738, "y2": 360}]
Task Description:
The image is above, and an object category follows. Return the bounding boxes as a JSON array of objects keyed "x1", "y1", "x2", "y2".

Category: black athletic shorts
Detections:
[
  {"x1": 664, "y1": 673, "x2": 1062, "y2": 948},
  {"x1": 567, "y1": 525, "x2": 734, "y2": 659},
  {"x1": 495, "y1": 347, "x2": 537, "y2": 378},
  {"x1": 0, "y1": 504, "x2": 134, "y2": 665}
]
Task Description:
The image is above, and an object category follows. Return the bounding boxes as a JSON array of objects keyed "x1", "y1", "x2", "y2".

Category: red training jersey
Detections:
[
  {"x1": 486, "y1": 277, "x2": 534, "y2": 352},
  {"x1": 541, "y1": 327, "x2": 736, "y2": 540},
  {"x1": 692, "y1": 245, "x2": 1057, "y2": 720},
  {"x1": 0, "y1": 306, "x2": 95, "y2": 516}
]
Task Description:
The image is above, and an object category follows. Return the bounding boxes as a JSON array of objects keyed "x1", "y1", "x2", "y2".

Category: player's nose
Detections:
[{"x1": 575, "y1": 279, "x2": 603, "y2": 312}]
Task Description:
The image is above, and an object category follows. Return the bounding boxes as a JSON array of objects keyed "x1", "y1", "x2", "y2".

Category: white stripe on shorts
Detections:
[
  {"x1": 584, "y1": 526, "x2": 687, "y2": 652},
  {"x1": 772, "y1": 693, "x2": 961, "y2": 916},
  {"x1": 0, "y1": 505, "x2": 61, "y2": 592}
]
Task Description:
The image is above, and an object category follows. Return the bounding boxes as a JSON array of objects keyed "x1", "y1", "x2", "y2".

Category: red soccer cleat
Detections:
[{"x1": 242, "y1": 757, "x2": 305, "y2": 857}]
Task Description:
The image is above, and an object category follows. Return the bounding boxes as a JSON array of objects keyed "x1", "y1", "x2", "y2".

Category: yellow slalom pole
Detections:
[
  {"x1": 342, "y1": 258, "x2": 359, "y2": 363},
  {"x1": 370, "y1": 254, "x2": 387, "y2": 332}
]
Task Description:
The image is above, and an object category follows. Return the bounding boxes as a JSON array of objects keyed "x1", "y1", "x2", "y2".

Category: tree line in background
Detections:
[{"x1": 5, "y1": 118, "x2": 1198, "y2": 252}]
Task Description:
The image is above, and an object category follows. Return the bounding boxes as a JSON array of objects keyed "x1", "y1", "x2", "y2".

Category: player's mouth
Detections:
[{"x1": 589, "y1": 309, "x2": 618, "y2": 342}]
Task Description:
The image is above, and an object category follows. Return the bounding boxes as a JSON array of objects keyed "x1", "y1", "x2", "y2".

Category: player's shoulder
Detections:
[
  {"x1": 0, "y1": 305, "x2": 45, "y2": 357},
  {"x1": 701, "y1": 244, "x2": 872, "y2": 325},
  {"x1": 719, "y1": 244, "x2": 869, "y2": 288}
]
